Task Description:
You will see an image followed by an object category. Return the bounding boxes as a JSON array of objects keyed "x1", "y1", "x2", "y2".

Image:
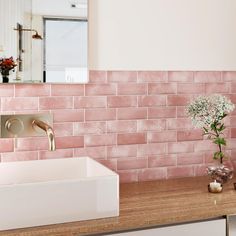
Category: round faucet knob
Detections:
[{"x1": 5, "y1": 118, "x2": 24, "y2": 136}]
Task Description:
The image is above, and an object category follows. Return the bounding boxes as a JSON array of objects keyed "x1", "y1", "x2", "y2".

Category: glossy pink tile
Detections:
[
  {"x1": 138, "y1": 168, "x2": 167, "y2": 181},
  {"x1": 194, "y1": 71, "x2": 221, "y2": 83},
  {"x1": 15, "y1": 84, "x2": 50, "y2": 97},
  {"x1": 148, "y1": 83, "x2": 176, "y2": 94},
  {"x1": 85, "y1": 134, "x2": 116, "y2": 147},
  {"x1": 138, "y1": 71, "x2": 167, "y2": 83},
  {"x1": 51, "y1": 84, "x2": 84, "y2": 96},
  {"x1": 107, "y1": 145, "x2": 137, "y2": 158},
  {"x1": 85, "y1": 109, "x2": 116, "y2": 121},
  {"x1": 107, "y1": 120, "x2": 137, "y2": 133},
  {"x1": 2, "y1": 97, "x2": 38, "y2": 111},
  {"x1": 117, "y1": 133, "x2": 146, "y2": 145},
  {"x1": 89, "y1": 71, "x2": 107, "y2": 83},
  {"x1": 168, "y1": 71, "x2": 193, "y2": 82},
  {"x1": 117, "y1": 108, "x2": 147, "y2": 120},
  {"x1": 74, "y1": 96, "x2": 107, "y2": 108},
  {"x1": 39, "y1": 97, "x2": 73, "y2": 110},
  {"x1": 138, "y1": 95, "x2": 166, "y2": 107},
  {"x1": 107, "y1": 71, "x2": 137, "y2": 83},
  {"x1": 118, "y1": 83, "x2": 147, "y2": 95},
  {"x1": 117, "y1": 158, "x2": 147, "y2": 170},
  {"x1": 108, "y1": 96, "x2": 137, "y2": 108},
  {"x1": 74, "y1": 122, "x2": 106, "y2": 135},
  {"x1": 1, "y1": 151, "x2": 38, "y2": 162},
  {"x1": 85, "y1": 84, "x2": 116, "y2": 96}
]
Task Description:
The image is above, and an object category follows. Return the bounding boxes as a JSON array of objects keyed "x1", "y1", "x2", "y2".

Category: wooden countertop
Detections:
[{"x1": 1, "y1": 176, "x2": 236, "y2": 236}]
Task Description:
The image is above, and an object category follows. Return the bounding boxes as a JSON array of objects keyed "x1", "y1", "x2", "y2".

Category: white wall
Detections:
[{"x1": 89, "y1": 0, "x2": 236, "y2": 71}]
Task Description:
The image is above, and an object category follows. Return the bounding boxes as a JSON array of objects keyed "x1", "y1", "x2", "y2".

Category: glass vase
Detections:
[{"x1": 206, "y1": 163, "x2": 234, "y2": 184}]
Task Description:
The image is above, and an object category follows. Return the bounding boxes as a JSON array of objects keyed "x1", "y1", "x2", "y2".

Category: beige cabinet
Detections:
[{"x1": 107, "y1": 219, "x2": 226, "y2": 236}]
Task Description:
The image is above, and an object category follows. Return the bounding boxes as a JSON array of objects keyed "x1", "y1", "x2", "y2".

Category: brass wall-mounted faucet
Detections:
[
  {"x1": 32, "y1": 120, "x2": 56, "y2": 151},
  {"x1": 0, "y1": 114, "x2": 56, "y2": 151}
]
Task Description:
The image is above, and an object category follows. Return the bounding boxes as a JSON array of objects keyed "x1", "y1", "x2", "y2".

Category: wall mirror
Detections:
[{"x1": 0, "y1": 0, "x2": 88, "y2": 83}]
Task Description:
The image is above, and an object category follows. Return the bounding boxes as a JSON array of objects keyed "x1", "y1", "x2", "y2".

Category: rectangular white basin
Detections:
[{"x1": 0, "y1": 157, "x2": 119, "y2": 231}]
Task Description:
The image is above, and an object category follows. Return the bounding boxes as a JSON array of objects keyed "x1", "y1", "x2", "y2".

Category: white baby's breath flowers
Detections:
[{"x1": 186, "y1": 94, "x2": 235, "y2": 128}]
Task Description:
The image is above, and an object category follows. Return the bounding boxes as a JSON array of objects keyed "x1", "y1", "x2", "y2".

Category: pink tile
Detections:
[
  {"x1": 167, "y1": 95, "x2": 192, "y2": 106},
  {"x1": 118, "y1": 170, "x2": 138, "y2": 183},
  {"x1": 229, "y1": 94, "x2": 236, "y2": 105},
  {"x1": 138, "y1": 71, "x2": 167, "y2": 83},
  {"x1": 168, "y1": 142, "x2": 194, "y2": 154},
  {"x1": 53, "y1": 110, "x2": 84, "y2": 123},
  {"x1": 85, "y1": 109, "x2": 116, "y2": 121},
  {"x1": 167, "y1": 118, "x2": 193, "y2": 130},
  {"x1": 194, "y1": 140, "x2": 217, "y2": 152},
  {"x1": 148, "y1": 107, "x2": 176, "y2": 119},
  {"x1": 98, "y1": 159, "x2": 117, "y2": 171},
  {"x1": 117, "y1": 158, "x2": 147, "y2": 170},
  {"x1": 2, "y1": 97, "x2": 38, "y2": 111},
  {"x1": 177, "y1": 130, "x2": 203, "y2": 141},
  {"x1": 148, "y1": 83, "x2": 176, "y2": 94},
  {"x1": 74, "y1": 146, "x2": 106, "y2": 159},
  {"x1": 168, "y1": 72, "x2": 193, "y2": 82},
  {"x1": 51, "y1": 84, "x2": 84, "y2": 96},
  {"x1": 89, "y1": 71, "x2": 107, "y2": 83},
  {"x1": 138, "y1": 143, "x2": 166, "y2": 156},
  {"x1": 148, "y1": 155, "x2": 176, "y2": 167},
  {"x1": 205, "y1": 83, "x2": 230, "y2": 94},
  {"x1": 177, "y1": 153, "x2": 204, "y2": 165},
  {"x1": 231, "y1": 128, "x2": 236, "y2": 138},
  {"x1": 85, "y1": 134, "x2": 116, "y2": 147},
  {"x1": 228, "y1": 139, "x2": 236, "y2": 150},
  {"x1": 232, "y1": 83, "x2": 236, "y2": 93},
  {"x1": 107, "y1": 120, "x2": 137, "y2": 133},
  {"x1": 167, "y1": 166, "x2": 194, "y2": 178},
  {"x1": 74, "y1": 96, "x2": 107, "y2": 108},
  {"x1": 39, "y1": 149, "x2": 73, "y2": 160},
  {"x1": 137, "y1": 119, "x2": 166, "y2": 132},
  {"x1": 117, "y1": 108, "x2": 147, "y2": 120},
  {"x1": 107, "y1": 71, "x2": 137, "y2": 83},
  {"x1": 16, "y1": 137, "x2": 48, "y2": 151},
  {"x1": 85, "y1": 84, "x2": 116, "y2": 96},
  {"x1": 53, "y1": 123, "x2": 73, "y2": 136},
  {"x1": 0, "y1": 84, "x2": 14, "y2": 96},
  {"x1": 56, "y1": 136, "x2": 84, "y2": 149},
  {"x1": 108, "y1": 96, "x2": 137, "y2": 108},
  {"x1": 148, "y1": 131, "x2": 176, "y2": 143},
  {"x1": 39, "y1": 97, "x2": 73, "y2": 110},
  {"x1": 73, "y1": 122, "x2": 106, "y2": 135},
  {"x1": 118, "y1": 83, "x2": 147, "y2": 95},
  {"x1": 1, "y1": 151, "x2": 38, "y2": 162},
  {"x1": 0, "y1": 139, "x2": 14, "y2": 152},
  {"x1": 138, "y1": 168, "x2": 167, "y2": 181},
  {"x1": 194, "y1": 72, "x2": 221, "y2": 83},
  {"x1": 194, "y1": 165, "x2": 208, "y2": 176},
  {"x1": 118, "y1": 133, "x2": 146, "y2": 145},
  {"x1": 107, "y1": 145, "x2": 137, "y2": 158},
  {"x1": 138, "y1": 95, "x2": 166, "y2": 107},
  {"x1": 177, "y1": 83, "x2": 205, "y2": 94},
  {"x1": 222, "y1": 71, "x2": 236, "y2": 82},
  {"x1": 15, "y1": 84, "x2": 50, "y2": 97},
  {"x1": 177, "y1": 107, "x2": 188, "y2": 118}
]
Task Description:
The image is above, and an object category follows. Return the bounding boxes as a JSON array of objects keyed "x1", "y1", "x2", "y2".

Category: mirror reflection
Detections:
[{"x1": 0, "y1": 0, "x2": 88, "y2": 84}]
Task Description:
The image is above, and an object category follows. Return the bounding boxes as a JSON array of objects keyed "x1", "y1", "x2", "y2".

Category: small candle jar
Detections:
[{"x1": 208, "y1": 180, "x2": 223, "y2": 193}]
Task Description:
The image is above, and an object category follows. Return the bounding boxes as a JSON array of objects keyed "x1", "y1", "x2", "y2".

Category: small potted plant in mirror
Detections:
[
  {"x1": 186, "y1": 94, "x2": 235, "y2": 184},
  {"x1": 0, "y1": 57, "x2": 17, "y2": 83}
]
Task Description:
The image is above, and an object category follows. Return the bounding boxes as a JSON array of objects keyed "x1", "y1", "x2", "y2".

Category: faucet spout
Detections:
[{"x1": 32, "y1": 120, "x2": 56, "y2": 151}]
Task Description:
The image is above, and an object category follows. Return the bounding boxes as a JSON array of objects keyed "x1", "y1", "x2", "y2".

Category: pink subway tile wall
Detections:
[{"x1": 0, "y1": 71, "x2": 235, "y2": 183}]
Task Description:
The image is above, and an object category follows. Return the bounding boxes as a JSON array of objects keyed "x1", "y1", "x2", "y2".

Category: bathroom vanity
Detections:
[{"x1": 1, "y1": 176, "x2": 236, "y2": 236}]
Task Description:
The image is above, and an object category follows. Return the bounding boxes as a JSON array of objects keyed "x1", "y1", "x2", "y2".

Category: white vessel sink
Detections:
[{"x1": 0, "y1": 157, "x2": 119, "y2": 231}]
